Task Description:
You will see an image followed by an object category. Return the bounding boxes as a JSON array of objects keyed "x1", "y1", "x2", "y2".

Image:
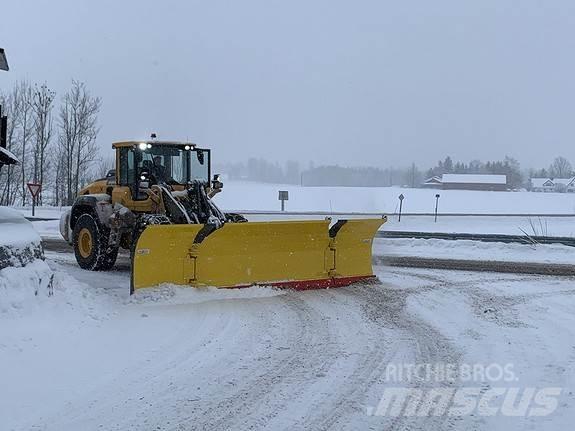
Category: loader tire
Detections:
[{"x1": 73, "y1": 213, "x2": 118, "y2": 271}]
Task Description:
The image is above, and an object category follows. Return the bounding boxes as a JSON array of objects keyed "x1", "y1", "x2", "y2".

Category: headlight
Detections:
[
  {"x1": 184, "y1": 145, "x2": 191, "y2": 150},
  {"x1": 138, "y1": 142, "x2": 148, "y2": 150}
]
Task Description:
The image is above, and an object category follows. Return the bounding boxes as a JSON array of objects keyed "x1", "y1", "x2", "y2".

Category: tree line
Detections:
[
  {"x1": 216, "y1": 158, "x2": 425, "y2": 187},
  {"x1": 219, "y1": 155, "x2": 574, "y2": 189},
  {"x1": 426, "y1": 156, "x2": 573, "y2": 190},
  {"x1": 0, "y1": 80, "x2": 101, "y2": 206}
]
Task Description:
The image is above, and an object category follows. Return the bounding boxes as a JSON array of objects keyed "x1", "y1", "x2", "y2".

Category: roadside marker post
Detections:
[
  {"x1": 434, "y1": 193, "x2": 440, "y2": 223},
  {"x1": 398, "y1": 194, "x2": 404, "y2": 222}
]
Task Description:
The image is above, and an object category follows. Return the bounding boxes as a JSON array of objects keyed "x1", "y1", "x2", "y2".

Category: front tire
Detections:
[{"x1": 73, "y1": 213, "x2": 118, "y2": 270}]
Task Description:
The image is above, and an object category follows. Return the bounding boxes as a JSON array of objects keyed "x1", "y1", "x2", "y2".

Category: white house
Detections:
[{"x1": 530, "y1": 177, "x2": 575, "y2": 193}]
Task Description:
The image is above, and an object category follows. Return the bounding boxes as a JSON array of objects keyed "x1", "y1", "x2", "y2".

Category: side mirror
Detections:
[{"x1": 212, "y1": 174, "x2": 223, "y2": 191}]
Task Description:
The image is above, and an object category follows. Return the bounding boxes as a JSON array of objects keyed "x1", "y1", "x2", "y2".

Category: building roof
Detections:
[
  {"x1": 0, "y1": 146, "x2": 19, "y2": 165},
  {"x1": 441, "y1": 174, "x2": 507, "y2": 185},
  {"x1": 423, "y1": 176, "x2": 442, "y2": 184},
  {"x1": 530, "y1": 178, "x2": 554, "y2": 188},
  {"x1": 552, "y1": 177, "x2": 575, "y2": 186}
]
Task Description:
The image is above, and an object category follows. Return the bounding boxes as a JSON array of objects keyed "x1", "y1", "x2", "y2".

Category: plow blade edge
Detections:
[{"x1": 131, "y1": 218, "x2": 386, "y2": 291}]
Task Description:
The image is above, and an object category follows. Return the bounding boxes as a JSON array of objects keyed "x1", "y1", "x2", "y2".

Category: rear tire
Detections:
[{"x1": 73, "y1": 213, "x2": 118, "y2": 271}]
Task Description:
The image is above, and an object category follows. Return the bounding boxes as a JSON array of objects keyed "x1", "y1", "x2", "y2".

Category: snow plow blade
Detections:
[{"x1": 131, "y1": 217, "x2": 386, "y2": 292}]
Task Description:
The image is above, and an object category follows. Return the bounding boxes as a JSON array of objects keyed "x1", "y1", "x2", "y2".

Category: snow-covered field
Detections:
[
  {"x1": 2, "y1": 256, "x2": 575, "y2": 430},
  {"x1": 216, "y1": 181, "x2": 575, "y2": 215},
  {"x1": 12, "y1": 181, "x2": 575, "y2": 216},
  {"x1": 14, "y1": 182, "x2": 575, "y2": 239}
]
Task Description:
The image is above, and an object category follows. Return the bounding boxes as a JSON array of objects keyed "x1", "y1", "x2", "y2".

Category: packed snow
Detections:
[{"x1": 2, "y1": 261, "x2": 575, "y2": 430}]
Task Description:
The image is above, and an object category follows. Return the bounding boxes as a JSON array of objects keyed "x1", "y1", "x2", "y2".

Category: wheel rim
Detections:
[{"x1": 78, "y1": 228, "x2": 93, "y2": 258}]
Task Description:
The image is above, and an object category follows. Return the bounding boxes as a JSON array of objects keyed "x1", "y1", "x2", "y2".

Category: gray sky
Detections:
[{"x1": 2, "y1": 0, "x2": 575, "y2": 169}]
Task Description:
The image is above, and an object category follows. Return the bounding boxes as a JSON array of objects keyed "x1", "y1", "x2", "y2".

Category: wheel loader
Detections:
[{"x1": 60, "y1": 140, "x2": 386, "y2": 292}]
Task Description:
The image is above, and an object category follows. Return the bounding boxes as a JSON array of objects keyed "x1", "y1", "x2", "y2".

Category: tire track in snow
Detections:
[
  {"x1": 171, "y1": 292, "x2": 341, "y2": 431},
  {"x1": 332, "y1": 279, "x2": 461, "y2": 431}
]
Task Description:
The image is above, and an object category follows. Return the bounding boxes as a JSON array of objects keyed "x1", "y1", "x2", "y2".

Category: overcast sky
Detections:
[{"x1": 2, "y1": 0, "x2": 575, "y2": 169}]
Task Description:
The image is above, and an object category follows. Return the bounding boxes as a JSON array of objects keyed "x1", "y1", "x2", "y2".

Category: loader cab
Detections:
[{"x1": 114, "y1": 141, "x2": 211, "y2": 202}]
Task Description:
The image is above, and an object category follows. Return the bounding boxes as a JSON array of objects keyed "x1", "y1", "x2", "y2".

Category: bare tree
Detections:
[
  {"x1": 18, "y1": 82, "x2": 34, "y2": 206},
  {"x1": 58, "y1": 80, "x2": 101, "y2": 205},
  {"x1": 549, "y1": 156, "x2": 573, "y2": 178},
  {"x1": 31, "y1": 83, "x2": 55, "y2": 204},
  {"x1": 96, "y1": 153, "x2": 115, "y2": 178},
  {"x1": 0, "y1": 81, "x2": 33, "y2": 206}
]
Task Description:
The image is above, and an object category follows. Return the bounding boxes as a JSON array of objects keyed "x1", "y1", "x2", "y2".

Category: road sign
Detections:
[
  {"x1": 278, "y1": 190, "x2": 289, "y2": 211},
  {"x1": 398, "y1": 193, "x2": 404, "y2": 201},
  {"x1": 27, "y1": 182, "x2": 42, "y2": 217},
  {"x1": 27, "y1": 182, "x2": 41, "y2": 197}
]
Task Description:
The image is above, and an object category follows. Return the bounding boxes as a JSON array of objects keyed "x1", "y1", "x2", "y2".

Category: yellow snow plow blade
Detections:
[{"x1": 131, "y1": 217, "x2": 386, "y2": 292}]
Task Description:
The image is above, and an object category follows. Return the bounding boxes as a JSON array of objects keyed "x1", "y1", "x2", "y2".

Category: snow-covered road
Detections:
[{"x1": 3, "y1": 257, "x2": 575, "y2": 430}]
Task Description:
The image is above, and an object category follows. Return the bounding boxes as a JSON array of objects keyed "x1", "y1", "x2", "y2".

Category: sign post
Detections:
[
  {"x1": 398, "y1": 194, "x2": 405, "y2": 222},
  {"x1": 278, "y1": 190, "x2": 289, "y2": 212},
  {"x1": 434, "y1": 193, "x2": 440, "y2": 223},
  {"x1": 27, "y1": 182, "x2": 42, "y2": 217}
]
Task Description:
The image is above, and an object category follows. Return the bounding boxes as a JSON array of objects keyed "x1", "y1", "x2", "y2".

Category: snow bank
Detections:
[
  {"x1": 0, "y1": 260, "x2": 111, "y2": 320},
  {"x1": 0, "y1": 260, "x2": 56, "y2": 318},
  {"x1": 0, "y1": 206, "x2": 43, "y2": 270},
  {"x1": 375, "y1": 237, "x2": 575, "y2": 265},
  {"x1": 0, "y1": 207, "x2": 110, "y2": 320}
]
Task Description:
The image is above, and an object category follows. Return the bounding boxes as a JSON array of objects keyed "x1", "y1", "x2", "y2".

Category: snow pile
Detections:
[
  {"x1": 0, "y1": 207, "x2": 110, "y2": 320},
  {"x1": 129, "y1": 283, "x2": 285, "y2": 305},
  {"x1": 0, "y1": 206, "x2": 43, "y2": 269},
  {"x1": 0, "y1": 260, "x2": 56, "y2": 318},
  {"x1": 0, "y1": 260, "x2": 110, "y2": 320}
]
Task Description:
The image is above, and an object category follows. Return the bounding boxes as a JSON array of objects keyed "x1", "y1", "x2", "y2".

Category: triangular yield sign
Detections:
[{"x1": 27, "y1": 182, "x2": 42, "y2": 197}]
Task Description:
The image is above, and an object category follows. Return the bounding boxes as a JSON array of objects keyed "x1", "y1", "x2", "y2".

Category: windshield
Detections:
[{"x1": 134, "y1": 145, "x2": 209, "y2": 185}]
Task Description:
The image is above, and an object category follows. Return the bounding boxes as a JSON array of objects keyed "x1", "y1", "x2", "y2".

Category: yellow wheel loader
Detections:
[{"x1": 59, "y1": 140, "x2": 386, "y2": 292}]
